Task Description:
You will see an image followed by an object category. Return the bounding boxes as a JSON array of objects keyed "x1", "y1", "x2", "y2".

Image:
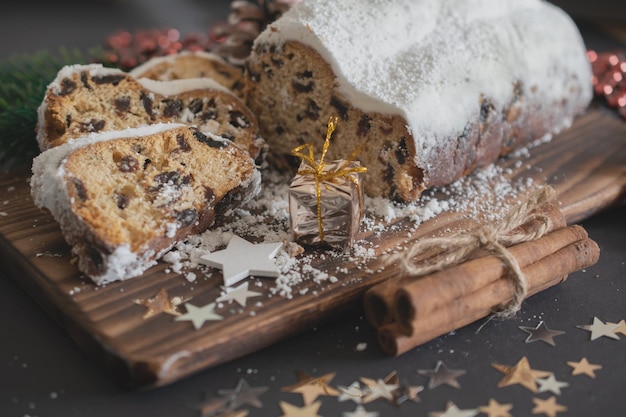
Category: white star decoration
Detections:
[
  {"x1": 175, "y1": 302, "x2": 223, "y2": 329},
  {"x1": 200, "y1": 235, "x2": 283, "y2": 287},
  {"x1": 576, "y1": 316, "x2": 621, "y2": 341},
  {"x1": 537, "y1": 374, "x2": 569, "y2": 395},
  {"x1": 343, "y1": 405, "x2": 379, "y2": 417},
  {"x1": 217, "y1": 281, "x2": 263, "y2": 307}
]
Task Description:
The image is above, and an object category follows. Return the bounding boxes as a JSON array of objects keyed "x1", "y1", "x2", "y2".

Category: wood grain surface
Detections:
[{"x1": 0, "y1": 106, "x2": 624, "y2": 389}]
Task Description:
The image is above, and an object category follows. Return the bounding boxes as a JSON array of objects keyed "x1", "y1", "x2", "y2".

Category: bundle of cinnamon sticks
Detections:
[{"x1": 364, "y1": 187, "x2": 600, "y2": 356}]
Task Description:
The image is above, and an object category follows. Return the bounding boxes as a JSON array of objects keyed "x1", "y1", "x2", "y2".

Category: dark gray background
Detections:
[{"x1": 1, "y1": 1, "x2": 625, "y2": 416}]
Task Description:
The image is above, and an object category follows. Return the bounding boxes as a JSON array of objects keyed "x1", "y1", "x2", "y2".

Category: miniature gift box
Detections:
[{"x1": 289, "y1": 159, "x2": 365, "y2": 247}]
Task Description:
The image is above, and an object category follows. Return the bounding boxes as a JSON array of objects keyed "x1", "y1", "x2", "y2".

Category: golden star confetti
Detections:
[
  {"x1": 216, "y1": 281, "x2": 262, "y2": 307},
  {"x1": 519, "y1": 321, "x2": 565, "y2": 346},
  {"x1": 175, "y1": 302, "x2": 224, "y2": 329},
  {"x1": 134, "y1": 288, "x2": 183, "y2": 319},
  {"x1": 492, "y1": 356, "x2": 551, "y2": 393},
  {"x1": 576, "y1": 316, "x2": 621, "y2": 340},
  {"x1": 282, "y1": 371, "x2": 340, "y2": 405},
  {"x1": 536, "y1": 374, "x2": 569, "y2": 395},
  {"x1": 607, "y1": 319, "x2": 626, "y2": 336},
  {"x1": 567, "y1": 357, "x2": 602, "y2": 378},
  {"x1": 278, "y1": 400, "x2": 323, "y2": 417},
  {"x1": 531, "y1": 396, "x2": 567, "y2": 417},
  {"x1": 418, "y1": 360, "x2": 467, "y2": 389},
  {"x1": 393, "y1": 383, "x2": 423, "y2": 405},
  {"x1": 429, "y1": 401, "x2": 478, "y2": 417},
  {"x1": 478, "y1": 399, "x2": 513, "y2": 417}
]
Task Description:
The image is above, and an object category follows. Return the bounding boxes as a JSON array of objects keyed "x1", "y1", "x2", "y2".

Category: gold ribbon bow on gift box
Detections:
[{"x1": 291, "y1": 115, "x2": 367, "y2": 242}]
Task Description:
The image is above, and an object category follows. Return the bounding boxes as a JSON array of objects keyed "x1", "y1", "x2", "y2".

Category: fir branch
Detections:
[{"x1": 0, "y1": 47, "x2": 104, "y2": 168}]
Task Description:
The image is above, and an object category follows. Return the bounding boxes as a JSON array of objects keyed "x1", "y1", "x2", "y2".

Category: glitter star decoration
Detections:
[
  {"x1": 576, "y1": 316, "x2": 621, "y2": 341},
  {"x1": 200, "y1": 235, "x2": 283, "y2": 287},
  {"x1": 175, "y1": 302, "x2": 223, "y2": 330},
  {"x1": 531, "y1": 396, "x2": 567, "y2": 417},
  {"x1": 478, "y1": 399, "x2": 513, "y2": 417},
  {"x1": 278, "y1": 400, "x2": 323, "y2": 417},
  {"x1": 567, "y1": 357, "x2": 602, "y2": 378},
  {"x1": 536, "y1": 374, "x2": 569, "y2": 395},
  {"x1": 282, "y1": 371, "x2": 340, "y2": 405},
  {"x1": 492, "y1": 356, "x2": 551, "y2": 393},
  {"x1": 418, "y1": 360, "x2": 467, "y2": 389},
  {"x1": 134, "y1": 288, "x2": 184, "y2": 319},
  {"x1": 429, "y1": 401, "x2": 478, "y2": 417},
  {"x1": 216, "y1": 281, "x2": 263, "y2": 307},
  {"x1": 218, "y1": 379, "x2": 269, "y2": 410},
  {"x1": 519, "y1": 321, "x2": 565, "y2": 346}
]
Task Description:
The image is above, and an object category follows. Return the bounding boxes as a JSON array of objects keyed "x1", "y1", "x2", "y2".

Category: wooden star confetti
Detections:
[
  {"x1": 282, "y1": 371, "x2": 340, "y2": 405},
  {"x1": 218, "y1": 379, "x2": 268, "y2": 410},
  {"x1": 519, "y1": 321, "x2": 565, "y2": 346},
  {"x1": 216, "y1": 281, "x2": 262, "y2": 307},
  {"x1": 200, "y1": 235, "x2": 282, "y2": 287},
  {"x1": 343, "y1": 405, "x2": 379, "y2": 417},
  {"x1": 478, "y1": 399, "x2": 513, "y2": 417},
  {"x1": 418, "y1": 360, "x2": 466, "y2": 389},
  {"x1": 536, "y1": 374, "x2": 569, "y2": 395},
  {"x1": 337, "y1": 382, "x2": 365, "y2": 404},
  {"x1": 278, "y1": 400, "x2": 323, "y2": 417},
  {"x1": 429, "y1": 401, "x2": 478, "y2": 417},
  {"x1": 567, "y1": 357, "x2": 602, "y2": 378},
  {"x1": 531, "y1": 396, "x2": 567, "y2": 417},
  {"x1": 576, "y1": 316, "x2": 621, "y2": 341},
  {"x1": 607, "y1": 319, "x2": 626, "y2": 336},
  {"x1": 134, "y1": 288, "x2": 183, "y2": 319},
  {"x1": 360, "y1": 373, "x2": 399, "y2": 404},
  {"x1": 175, "y1": 302, "x2": 223, "y2": 330},
  {"x1": 492, "y1": 356, "x2": 551, "y2": 393}
]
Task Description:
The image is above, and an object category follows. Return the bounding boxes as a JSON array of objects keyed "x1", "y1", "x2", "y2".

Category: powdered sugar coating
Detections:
[{"x1": 255, "y1": 0, "x2": 593, "y2": 166}]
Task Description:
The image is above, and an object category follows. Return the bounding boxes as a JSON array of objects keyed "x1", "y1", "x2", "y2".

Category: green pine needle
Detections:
[{"x1": 0, "y1": 47, "x2": 106, "y2": 168}]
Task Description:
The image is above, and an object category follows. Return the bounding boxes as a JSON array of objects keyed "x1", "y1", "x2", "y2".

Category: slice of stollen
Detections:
[
  {"x1": 36, "y1": 63, "x2": 265, "y2": 161},
  {"x1": 30, "y1": 123, "x2": 262, "y2": 285},
  {"x1": 129, "y1": 50, "x2": 245, "y2": 98}
]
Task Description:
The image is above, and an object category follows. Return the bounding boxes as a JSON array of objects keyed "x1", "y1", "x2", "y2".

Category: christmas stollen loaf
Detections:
[
  {"x1": 30, "y1": 124, "x2": 262, "y2": 285},
  {"x1": 129, "y1": 50, "x2": 246, "y2": 98},
  {"x1": 245, "y1": 0, "x2": 593, "y2": 201},
  {"x1": 36, "y1": 63, "x2": 265, "y2": 161}
]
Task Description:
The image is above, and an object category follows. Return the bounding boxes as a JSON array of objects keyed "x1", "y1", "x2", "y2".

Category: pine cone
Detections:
[{"x1": 211, "y1": 0, "x2": 299, "y2": 67}]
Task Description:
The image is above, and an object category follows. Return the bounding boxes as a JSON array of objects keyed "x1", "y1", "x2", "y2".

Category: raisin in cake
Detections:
[
  {"x1": 30, "y1": 124, "x2": 261, "y2": 285},
  {"x1": 245, "y1": 0, "x2": 593, "y2": 201},
  {"x1": 130, "y1": 51, "x2": 245, "y2": 98},
  {"x1": 37, "y1": 64, "x2": 265, "y2": 161}
]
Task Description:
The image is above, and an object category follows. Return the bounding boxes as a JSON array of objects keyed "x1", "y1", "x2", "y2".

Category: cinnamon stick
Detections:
[
  {"x1": 378, "y1": 236, "x2": 600, "y2": 356},
  {"x1": 363, "y1": 201, "x2": 565, "y2": 328},
  {"x1": 394, "y1": 224, "x2": 587, "y2": 335}
]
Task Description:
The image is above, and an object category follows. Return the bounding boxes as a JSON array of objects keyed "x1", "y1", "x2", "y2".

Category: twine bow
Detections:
[
  {"x1": 291, "y1": 116, "x2": 367, "y2": 242},
  {"x1": 386, "y1": 186, "x2": 557, "y2": 318}
]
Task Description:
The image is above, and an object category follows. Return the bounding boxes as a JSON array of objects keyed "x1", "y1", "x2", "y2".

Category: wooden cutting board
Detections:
[{"x1": 1, "y1": 106, "x2": 625, "y2": 389}]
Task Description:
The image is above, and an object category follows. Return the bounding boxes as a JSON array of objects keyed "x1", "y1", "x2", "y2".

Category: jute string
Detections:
[{"x1": 385, "y1": 186, "x2": 557, "y2": 318}]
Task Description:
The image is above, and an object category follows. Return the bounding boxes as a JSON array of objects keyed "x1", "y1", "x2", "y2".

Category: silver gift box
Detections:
[{"x1": 289, "y1": 160, "x2": 364, "y2": 247}]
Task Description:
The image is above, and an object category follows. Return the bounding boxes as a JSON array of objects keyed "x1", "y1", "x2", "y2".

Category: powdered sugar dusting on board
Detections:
[{"x1": 162, "y1": 154, "x2": 536, "y2": 299}]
